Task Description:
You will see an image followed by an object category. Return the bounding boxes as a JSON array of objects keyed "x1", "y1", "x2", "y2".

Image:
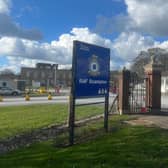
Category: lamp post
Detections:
[{"x1": 54, "y1": 64, "x2": 58, "y2": 87}]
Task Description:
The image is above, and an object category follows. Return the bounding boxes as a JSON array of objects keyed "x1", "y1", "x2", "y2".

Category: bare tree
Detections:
[
  {"x1": 0, "y1": 69, "x2": 15, "y2": 75},
  {"x1": 131, "y1": 48, "x2": 167, "y2": 77}
]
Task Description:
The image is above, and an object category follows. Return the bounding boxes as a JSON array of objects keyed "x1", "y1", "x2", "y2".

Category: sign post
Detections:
[
  {"x1": 69, "y1": 40, "x2": 110, "y2": 145},
  {"x1": 68, "y1": 93, "x2": 75, "y2": 145},
  {"x1": 104, "y1": 95, "x2": 109, "y2": 132}
]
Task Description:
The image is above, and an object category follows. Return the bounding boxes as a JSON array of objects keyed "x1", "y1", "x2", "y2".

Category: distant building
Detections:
[
  {"x1": 56, "y1": 69, "x2": 72, "y2": 87},
  {"x1": 20, "y1": 63, "x2": 71, "y2": 88},
  {"x1": 20, "y1": 63, "x2": 122, "y2": 89}
]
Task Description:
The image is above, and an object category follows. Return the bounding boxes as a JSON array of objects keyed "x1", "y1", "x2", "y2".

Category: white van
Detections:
[{"x1": 0, "y1": 86, "x2": 21, "y2": 96}]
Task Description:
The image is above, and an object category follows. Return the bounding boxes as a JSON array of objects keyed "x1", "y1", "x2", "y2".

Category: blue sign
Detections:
[{"x1": 73, "y1": 41, "x2": 110, "y2": 98}]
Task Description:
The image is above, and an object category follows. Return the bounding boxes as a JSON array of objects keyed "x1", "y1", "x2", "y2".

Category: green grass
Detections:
[
  {"x1": 0, "y1": 116, "x2": 168, "y2": 168},
  {"x1": 0, "y1": 104, "x2": 103, "y2": 139}
]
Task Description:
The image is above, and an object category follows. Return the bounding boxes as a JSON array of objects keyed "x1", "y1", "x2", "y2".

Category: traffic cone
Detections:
[
  {"x1": 48, "y1": 92, "x2": 52, "y2": 100},
  {"x1": 25, "y1": 93, "x2": 30, "y2": 101},
  {"x1": 0, "y1": 96, "x2": 3, "y2": 102}
]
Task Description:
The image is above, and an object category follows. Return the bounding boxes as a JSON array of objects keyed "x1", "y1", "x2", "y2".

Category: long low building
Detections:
[{"x1": 20, "y1": 63, "x2": 72, "y2": 88}]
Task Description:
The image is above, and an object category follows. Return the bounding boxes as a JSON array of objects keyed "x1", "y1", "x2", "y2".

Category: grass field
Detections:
[
  {"x1": 0, "y1": 115, "x2": 168, "y2": 168},
  {"x1": 1, "y1": 104, "x2": 168, "y2": 167},
  {"x1": 0, "y1": 104, "x2": 104, "y2": 139}
]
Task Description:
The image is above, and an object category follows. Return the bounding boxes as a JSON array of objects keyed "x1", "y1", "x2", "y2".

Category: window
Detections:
[
  {"x1": 68, "y1": 73, "x2": 71, "y2": 80},
  {"x1": 63, "y1": 73, "x2": 66, "y2": 80},
  {"x1": 161, "y1": 79, "x2": 164, "y2": 85},
  {"x1": 41, "y1": 72, "x2": 45, "y2": 78},
  {"x1": 26, "y1": 72, "x2": 30, "y2": 78},
  {"x1": 166, "y1": 78, "x2": 168, "y2": 85},
  {"x1": 33, "y1": 72, "x2": 38, "y2": 78},
  {"x1": 2, "y1": 82, "x2": 6, "y2": 87}
]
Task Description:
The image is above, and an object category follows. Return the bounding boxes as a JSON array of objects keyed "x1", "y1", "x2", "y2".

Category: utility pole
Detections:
[{"x1": 54, "y1": 64, "x2": 58, "y2": 87}]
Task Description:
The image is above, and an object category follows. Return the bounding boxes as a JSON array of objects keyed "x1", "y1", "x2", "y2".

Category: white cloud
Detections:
[
  {"x1": 0, "y1": 56, "x2": 59, "y2": 73},
  {"x1": 125, "y1": 0, "x2": 168, "y2": 36},
  {"x1": 0, "y1": 65, "x2": 17, "y2": 73},
  {"x1": 0, "y1": 13, "x2": 43, "y2": 40},
  {"x1": 1, "y1": 0, "x2": 167, "y2": 73},
  {"x1": 0, "y1": 56, "x2": 38, "y2": 73},
  {"x1": 2, "y1": 0, "x2": 167, "y2": 73},
  {"x1": 96, "y1": 0, "x2": 168, "y2": 37},
  {"x1": 0, "y1": 0, "x2": 11, "y2": 14},
  {"x1": 155, "y1": 41, "x2": 168, "y2": 54},
  {"x1": 0, "y1": 28, "x2": 113, "y2": 64},
  {"x1": 0, "y1": 27, "x2": 159, "y2": 71},
  {"x1": 112, "y1": 32, "x2": 156, "y2": 61},
  {"x1": 7, "y1": 56, "x2": 37, "y2": 67},
  {"x1": 0, "y1": 0, "x2": 42, "y2": 40}
]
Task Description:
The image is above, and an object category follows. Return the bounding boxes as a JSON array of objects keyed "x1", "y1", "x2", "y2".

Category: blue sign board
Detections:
[{"x1": 72, "y1": 41, "x2": 110, "y2": 98}]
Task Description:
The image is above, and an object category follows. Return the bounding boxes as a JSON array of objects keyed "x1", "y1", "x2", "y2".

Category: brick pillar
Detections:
[
  {"x1": 118, "y1": 69, "x2": 130, "y2": 115},
  {"x1": 144, "y1": 61, "x2": 162, "y2": 113}
]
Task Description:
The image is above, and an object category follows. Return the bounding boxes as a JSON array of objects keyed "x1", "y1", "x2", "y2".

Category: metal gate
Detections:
[
  {"x1": 129, "y1": 72, "x2": 147, "y2": 113},
  {"x1": 161, "y1": 93, "x2": 168, "y2": 113}
]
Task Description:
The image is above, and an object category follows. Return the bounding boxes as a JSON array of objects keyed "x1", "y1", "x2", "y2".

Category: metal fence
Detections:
[
  {"x1": 129, "y1": 72, "x2": 147, "y2": 114},
  {"x1": 161, "y1": 93, "x2": 168, "y2": 112}
]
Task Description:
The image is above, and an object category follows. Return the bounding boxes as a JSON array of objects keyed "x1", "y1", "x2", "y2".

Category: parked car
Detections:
[{"x1": 0, "y1": 87, "x2": 21, "y2": 96}]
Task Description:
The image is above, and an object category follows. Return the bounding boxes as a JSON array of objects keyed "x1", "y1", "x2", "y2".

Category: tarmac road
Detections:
[
  {"x1": 0, "y1": 94, "x2": 117, "y2": 107},
  {"x1": 0, "y1": 94, "x2": 167, "y2": 109}
]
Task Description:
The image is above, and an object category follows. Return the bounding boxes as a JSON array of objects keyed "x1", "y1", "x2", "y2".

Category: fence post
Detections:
[
  {"x1": 144, "y1": 58, "x2": 162, "y2": 113},
  {"x1": 118, "y1": 68, "x2": 130, "y2": 115}
]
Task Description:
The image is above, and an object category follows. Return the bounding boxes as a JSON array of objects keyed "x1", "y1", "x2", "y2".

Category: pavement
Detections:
[
  {"x1": 126, "y1": 114, "x2": 168, "y2": 130},
  {"x1": 127, "y1": 94, "x2": 168, "y2": 129}
]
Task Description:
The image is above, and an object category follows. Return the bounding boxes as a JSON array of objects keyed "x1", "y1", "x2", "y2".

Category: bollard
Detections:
[
  {"x1": 48, "y1": 92, "x2": 52, "y2": 100},
  {"x1": 0, "y1": 96, "x2": 3, "y2": 102},
  {"x1": 25, "y1": 92, "x2": 30, "y2": 101}
]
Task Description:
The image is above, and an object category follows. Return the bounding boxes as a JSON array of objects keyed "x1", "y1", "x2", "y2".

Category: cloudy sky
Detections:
[{"x1": 0, "y1": 0, "x2": 168, "y2": 73}]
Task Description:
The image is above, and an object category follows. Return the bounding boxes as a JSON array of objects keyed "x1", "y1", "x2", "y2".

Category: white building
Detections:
[
  {"x1": 161, "y1": 74, "x2": 168, "y2": 93},
  {"x1": 0, "y1": 80, "x2": 15, "y2": 88}
]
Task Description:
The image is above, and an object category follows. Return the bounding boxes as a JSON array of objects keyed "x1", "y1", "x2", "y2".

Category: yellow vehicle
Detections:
[{"x1": 38, "y1": 87, "x2": 47, "y2": 94}]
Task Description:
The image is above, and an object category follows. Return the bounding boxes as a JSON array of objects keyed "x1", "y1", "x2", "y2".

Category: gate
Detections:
[
  {"x1": 129, "y1": 72, "x2": 147, "y2": 113},
  {"x1": 161, "y1": 93, "x2": 168, "y2": 113}
]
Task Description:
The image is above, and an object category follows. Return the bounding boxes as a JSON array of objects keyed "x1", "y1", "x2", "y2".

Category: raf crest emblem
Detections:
[{"x1": 88, "y1": 55, "x2": 100, "y2": 76}]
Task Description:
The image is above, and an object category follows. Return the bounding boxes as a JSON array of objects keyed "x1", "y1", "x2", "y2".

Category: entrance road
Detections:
[{"x1": 0, "y1": 94, "x2": 117, "y2": 107}]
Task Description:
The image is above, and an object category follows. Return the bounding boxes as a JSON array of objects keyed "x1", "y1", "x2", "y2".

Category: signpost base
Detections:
[
  {"x1": 68, "y1": 94, "x2": 75, "y2": 146},
  {"x1": 104, "y1": 95, "x2": 109, "y2": 132}
]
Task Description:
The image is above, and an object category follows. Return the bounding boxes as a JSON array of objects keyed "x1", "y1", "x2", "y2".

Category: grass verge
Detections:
[
  {"x1": 0, "y1": 104, "x2": 103, "y2": 139},
  {"x1": 0, "y1": 115, "x2": 168, "y2": 167}
]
